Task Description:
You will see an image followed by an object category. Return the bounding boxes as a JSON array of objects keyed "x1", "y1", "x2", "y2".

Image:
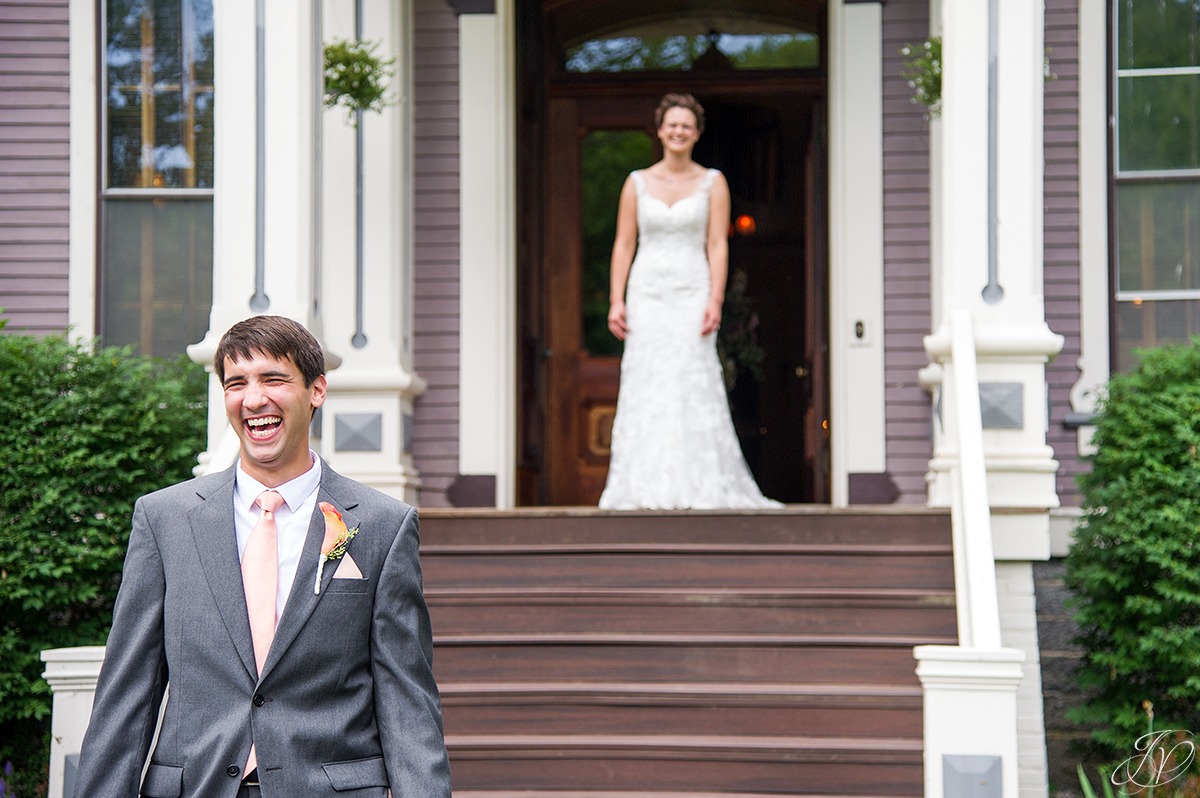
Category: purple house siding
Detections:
[
  {"x1": 1044, "y1": 0, "x2": 1085, "y2": 508},
  {"x1": 411, "y1": 0, "x2": 461, "y2": 508},
  {"x1": 0, "y1": 0, "x2": 70, "y2": 336},
  {"x1": 882, "y1": 0, "x2": 935, "y2": 504}
]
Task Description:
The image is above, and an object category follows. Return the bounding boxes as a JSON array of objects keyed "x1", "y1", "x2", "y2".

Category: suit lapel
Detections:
[
  {"x1": 189, "y1": 469, "x2": 258, "y2": 680},
  {"x1": 260, "y1": 472, "x2": 361, "y2": 681}
]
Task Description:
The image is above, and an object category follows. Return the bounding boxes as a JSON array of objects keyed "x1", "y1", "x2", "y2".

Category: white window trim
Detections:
[
  {"x1": 68, "y1": 0, "x2": 98, "y2": 343},
  {"x1": 1069, "y1": 0, "x2": 1111, "y2": 456}
]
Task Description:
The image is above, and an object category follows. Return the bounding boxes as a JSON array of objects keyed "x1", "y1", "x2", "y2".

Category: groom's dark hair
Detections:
[{"x1": 214, "y1": 315, "x2": 326, "y2": 387}]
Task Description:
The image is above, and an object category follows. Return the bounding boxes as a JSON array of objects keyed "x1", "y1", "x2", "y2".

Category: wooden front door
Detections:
[
  {"x1": 533, "y1": 89, "x2": 828, "y2": 506},
  {"x1": 542, "y1": 96, "x2": 657, "y2": 506}
]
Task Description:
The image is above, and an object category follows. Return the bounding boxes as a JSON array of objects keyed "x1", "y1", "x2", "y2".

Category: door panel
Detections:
[{"x1": 543, "y1": 97, "x2": 655, "y2": 505}]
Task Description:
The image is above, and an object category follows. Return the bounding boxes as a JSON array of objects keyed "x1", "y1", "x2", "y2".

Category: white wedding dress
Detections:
[{"x1": 599, "y1": 168, "x2": 782, "y2": 510}]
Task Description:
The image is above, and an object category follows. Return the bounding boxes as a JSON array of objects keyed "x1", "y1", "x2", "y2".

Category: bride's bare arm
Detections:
[
  {"x1": 702, "y1": 171, "x2": 730, "y2": 336},
  {"x1": 608, "y1": 175, "x2": 638, "y2": 341}
]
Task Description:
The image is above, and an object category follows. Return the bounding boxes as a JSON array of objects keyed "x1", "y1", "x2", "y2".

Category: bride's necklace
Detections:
[{"x1": 659, "y1": 168, "x2": 690, "y2": 184}]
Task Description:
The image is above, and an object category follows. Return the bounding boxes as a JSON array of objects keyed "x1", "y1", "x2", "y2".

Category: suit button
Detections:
[
  {"x1": 253, "y1": 694, "x2": 265, "y2": 707},
  {"x1": 226, "y1": 765, "x2": 240, "y2": 778}
]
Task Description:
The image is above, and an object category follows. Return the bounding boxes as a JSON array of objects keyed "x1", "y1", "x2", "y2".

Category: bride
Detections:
[{"x1": 599, "y1": 93, "x2": 781, "y2": 510}]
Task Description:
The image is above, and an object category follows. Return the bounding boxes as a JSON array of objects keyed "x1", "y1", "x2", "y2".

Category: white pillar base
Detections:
[{"x1": 915, "y1": 645, "x2": 1025, "y2": 798}]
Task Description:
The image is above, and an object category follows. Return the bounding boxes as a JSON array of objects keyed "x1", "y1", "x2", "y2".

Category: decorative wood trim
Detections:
[
  {"x1": 447, "y1": 0, "x2": 494, "y2": 14},
  {"x1": 447, "y1": 474, "x2": 497, "y2": 507},
  {"x1": 847, "y1": 472, "x2": 900, "y2": 504}
]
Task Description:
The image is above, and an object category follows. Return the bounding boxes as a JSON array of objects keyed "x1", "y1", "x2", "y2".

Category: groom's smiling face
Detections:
[{"x1": 221, "y1": 349, "x2": 327, "y2": 486}]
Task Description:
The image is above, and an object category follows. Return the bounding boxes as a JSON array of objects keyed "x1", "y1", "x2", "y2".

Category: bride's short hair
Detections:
[{"x1": 655, "y1": 93, "x2": 705, "y2": 134}]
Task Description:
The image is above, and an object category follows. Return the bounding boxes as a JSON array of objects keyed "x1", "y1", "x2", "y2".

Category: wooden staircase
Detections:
[{"x1": 419, "y1": 506, "x2": 956, "y2": 798}]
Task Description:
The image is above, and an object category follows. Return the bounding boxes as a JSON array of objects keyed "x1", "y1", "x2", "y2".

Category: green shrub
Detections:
[
  {"x1": 1066, "y1": 339, "x2": 1200, "y2": 756},
  {"x1": 0, "y1": 327, "x2": 207, "y2": 795}
]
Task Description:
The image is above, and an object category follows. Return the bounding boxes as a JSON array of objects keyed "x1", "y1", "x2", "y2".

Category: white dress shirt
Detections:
[{"x1": 234, "y1": 454, "x2": 322, "y2": 623}]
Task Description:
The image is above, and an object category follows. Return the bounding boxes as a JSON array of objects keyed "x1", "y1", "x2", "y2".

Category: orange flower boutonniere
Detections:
[{"x1": 314, "y1": 501, "x2": 360, "y2": 594}]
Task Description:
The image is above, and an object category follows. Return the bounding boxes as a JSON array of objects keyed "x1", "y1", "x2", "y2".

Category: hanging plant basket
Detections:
[
  {"x1": 899, "y1": 35, "x2": 942, "y2": 118},
  {"x1": 323, "y1": 38, "x2": 396, "y2": 124}
]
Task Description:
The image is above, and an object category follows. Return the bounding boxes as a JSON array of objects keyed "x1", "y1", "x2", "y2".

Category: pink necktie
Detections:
[{"x1": 243, "y1": 489, "x2": 283, "y2": 774}]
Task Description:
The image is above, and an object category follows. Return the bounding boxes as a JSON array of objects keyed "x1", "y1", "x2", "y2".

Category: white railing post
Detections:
[{"x1": 41, "y1": 647, "x2": 105, "y2": 798}]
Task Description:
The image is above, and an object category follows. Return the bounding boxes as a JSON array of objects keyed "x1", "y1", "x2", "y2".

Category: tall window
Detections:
[
  {"x1": 102, "y1": 0, "x2": 214, "y2": 357},
  {"x1": 1112, "y1": 0, "x2": 1200, "y2": 370}
]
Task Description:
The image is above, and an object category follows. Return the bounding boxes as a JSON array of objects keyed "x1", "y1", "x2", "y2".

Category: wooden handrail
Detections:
[{"x1": 947, "y1": 308, "x2": 1002, "y2": 649}]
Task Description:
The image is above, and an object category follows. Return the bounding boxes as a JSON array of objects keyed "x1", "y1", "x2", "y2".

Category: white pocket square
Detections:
[{"x1": 332, "y1": 552, "x2": 364, "y2": 579}]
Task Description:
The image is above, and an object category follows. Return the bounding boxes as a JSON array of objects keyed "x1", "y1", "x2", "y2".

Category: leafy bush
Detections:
[
  {"x1": 0, "y1": 327, "x2": 206, "y2": 795},
  {"x1": 1067, "y1": 339, "x2": 1200, "y2": 756}
]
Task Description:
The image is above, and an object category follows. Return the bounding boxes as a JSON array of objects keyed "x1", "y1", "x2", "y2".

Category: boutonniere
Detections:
[{"x1": 314, "y1": 501, "x2": 359, "y2": 594}]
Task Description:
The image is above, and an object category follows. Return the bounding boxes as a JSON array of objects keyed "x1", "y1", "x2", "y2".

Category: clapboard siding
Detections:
[
  {"x1": 411, "y1": 0, "x2": 461, "y2": 507},
  {"x1": 0, "y1": 0, "x2": 70, "y2": 335},
  {"x1": 1044, "y1": 0, "x2": 1085, "y2": 507},
  {"x1": 881, "y1": 0, "x2": 935, "y2": 503}
]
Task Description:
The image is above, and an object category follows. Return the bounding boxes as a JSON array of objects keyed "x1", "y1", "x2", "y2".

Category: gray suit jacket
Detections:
[{"x1": 72, "y1": 464, "x2": 451, "y2": 797}]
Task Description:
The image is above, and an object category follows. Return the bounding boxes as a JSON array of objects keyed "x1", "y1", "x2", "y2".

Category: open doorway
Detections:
[{"x1": 516, "y1": 2, "x2": 829, "y2": 506}]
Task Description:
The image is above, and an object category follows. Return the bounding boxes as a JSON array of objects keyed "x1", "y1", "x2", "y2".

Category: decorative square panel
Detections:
[
  {"x1": 979, "y1": 382, "x2": 1023, "y2": 430},
  {"x1": 335, "y1": 413, "x2": 383, "y2": 452}
]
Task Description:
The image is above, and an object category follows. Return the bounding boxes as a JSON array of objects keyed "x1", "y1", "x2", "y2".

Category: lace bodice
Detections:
[{"x1": 627, "y1": 169, "x2": 715, "y2": 297}]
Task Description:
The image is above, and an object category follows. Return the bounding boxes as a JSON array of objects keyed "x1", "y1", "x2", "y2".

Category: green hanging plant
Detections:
[
  {"x1": 323, "y1": 38, "x2": 396, "y2": 123},
  {"x1": 899, "y1": 35, "x2": 1055, "y2": 121},
  {"x1": 899, "y1": 35, "x2": 942, "y2": 118}
]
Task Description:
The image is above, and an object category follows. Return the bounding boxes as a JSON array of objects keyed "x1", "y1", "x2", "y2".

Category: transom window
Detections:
[
  {"x1": 1112, "y1": 0, "x2": 1200, "y2": 370},
  {"x1": 565, "y1": 28, "x2": 820, "y2": 73},
  {"x1": 101, "y1": 0, "x2": 214, "y2": 357}
]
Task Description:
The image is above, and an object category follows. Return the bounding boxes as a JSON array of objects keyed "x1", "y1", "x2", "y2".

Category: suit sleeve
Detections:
[
  {"x1": 72, "y1": 498, "x2": 169, "y2": 798},
  {"x1": 371, "y1": 505, "x2": 452, "y2": 797}
]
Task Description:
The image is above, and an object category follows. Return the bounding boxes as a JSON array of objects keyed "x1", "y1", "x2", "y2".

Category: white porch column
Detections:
[
  {"x1": 829, "y1": 0, "x2": 886, "y2": 506},
  {"x1": 188, "y1": 0, "x2": 334, "y2": 474},
  {"x1": 41, "y1": 647, "x2": 105, "y2": 798},
  {"x1": 921, "y1": 2, "x2": 1058, "y2": 797},
  {"x1": 924, "y1": 0, "x2": 1063, "y2": 557},
  {"x1": 456, "y1": 1, "x2": 516, "y2": 508},
  {"x1": 319, "y1": 0, "x2": 426, "y2": 503}
]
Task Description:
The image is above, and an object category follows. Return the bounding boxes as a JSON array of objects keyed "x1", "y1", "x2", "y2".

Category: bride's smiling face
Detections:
[{"x1": 658, "y1": 107, "x2": 700, "y2": 154}]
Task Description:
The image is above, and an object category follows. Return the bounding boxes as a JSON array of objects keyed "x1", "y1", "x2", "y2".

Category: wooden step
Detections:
[
  {"x1": 441, "y1": 681, "x2": 923, "y2": 739},
  {"x1": 421, "y1": 506, "x2": 952, "y2": 548},
  {"x1": 421, "y1": 549, "x2": 953, "y2": 592},
  {"x1": 454, "y1": 793, "x2": 916, "y2": 798},
  {"x1": 427, "y1": 587, "x2": 955, "y2": 638},
  {"x1": 445, "y1": 734, "x2": 923, "y2": 795},
  {"x1": 433, "y1": 641, "x2": 931, "y2": 685}
]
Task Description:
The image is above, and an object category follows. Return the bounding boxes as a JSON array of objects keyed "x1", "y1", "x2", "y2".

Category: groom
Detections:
[{"x1": 72, "y1": 315, "x2": 451, "y2": 797}]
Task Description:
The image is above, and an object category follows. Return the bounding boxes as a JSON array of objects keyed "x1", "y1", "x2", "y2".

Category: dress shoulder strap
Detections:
[
  {"x1": 631, "y1": 169, "x2": 646, "y2": 195},
  {"x1": 702, "y1": 168, "x2": 719, "y2": 191}
]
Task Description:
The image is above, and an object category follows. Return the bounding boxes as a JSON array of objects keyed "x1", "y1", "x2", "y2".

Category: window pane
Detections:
[
  {"x1": 106, "y1": 0, "x2": 215, "y2": 188},
  {"x1": 581, "y1": 130, "x2": 654, "y2": 356},
  {"x1": 1116, "y1": 0, "x2": 1200, "y2": 69},
  {"x1": 1116, "y1": 298, "x2": 1200, "y2": 370},
  {"x1": 566, "y1": 32, "x2": 819, "y2": 74},
  {"x1": 1117, "y1": 74, "x2": 1200, "y2": 172},
  {"x1": 102, "y1": 198, "x2": 214, "y2": 357},
  {"x1": 1116, "y1": 182, "x2": 1200, "y2": 291}
]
